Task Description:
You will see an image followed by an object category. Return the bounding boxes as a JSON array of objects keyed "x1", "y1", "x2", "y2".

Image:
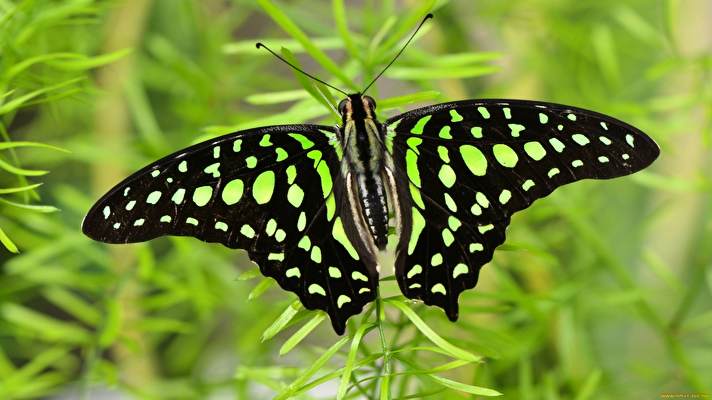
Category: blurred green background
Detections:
[{"x1": 1, "y1": 0, "x2": 711, "y2": 398}]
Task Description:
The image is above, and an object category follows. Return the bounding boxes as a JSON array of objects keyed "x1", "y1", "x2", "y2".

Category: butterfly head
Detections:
[{"x1": 338, "y1": 94, "x2": 377, "y2": 124}]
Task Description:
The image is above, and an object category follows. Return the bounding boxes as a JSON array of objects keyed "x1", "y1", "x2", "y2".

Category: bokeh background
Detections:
[{"x1": 1, "y1": 0, "x2": 711, "y2": 398}]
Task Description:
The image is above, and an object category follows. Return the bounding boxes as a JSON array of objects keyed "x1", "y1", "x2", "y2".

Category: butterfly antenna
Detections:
[
  {"x1": 361, "y1": 13, "x2": 433, "y2": 94},
  {"x1": 256, "y1": 43, "x2": 349, "y2": 96}
]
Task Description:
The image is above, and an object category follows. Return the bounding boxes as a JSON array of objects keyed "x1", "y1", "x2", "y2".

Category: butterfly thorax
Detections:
[{"x1": 339, "y1": 94, "x2": 390, "y2": 250}]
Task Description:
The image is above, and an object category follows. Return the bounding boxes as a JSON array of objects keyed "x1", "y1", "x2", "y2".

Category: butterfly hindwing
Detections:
[
  {"x1": 387, "y1": 99, "x2": 659, "y2": 320},
  {"x1": 82, "y1": 124, "x2": 376, "y2": 334}
]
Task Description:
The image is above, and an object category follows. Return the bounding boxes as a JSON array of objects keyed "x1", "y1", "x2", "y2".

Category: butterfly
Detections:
[{"x1": 82, "y1": 14, "x2": 659, "y2": 334}]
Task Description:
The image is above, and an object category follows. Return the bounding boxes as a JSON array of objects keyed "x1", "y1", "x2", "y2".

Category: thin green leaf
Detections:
[
  {"x1": 0, "y1": 303, "x2": 91, "y2": 344},
  {"x1": 258, "y1": 0, "x2": 354, "y2": 89},
  {"x1": 281, "y1": 47, "x2": 339, "y2": 119},
  {"x1": 386, "y1": 65, "x2": 500, "y2": 80},
  {"x1": 0, "y1": 157, "x2": 49, "y2": 176},
  {"x1": 379, "y1": 90, "x2": 441, "y2": 110},
  {"x1": 574, "y1": 369, "x2": 603, "y2": 400},
  {"x1": 332, "y1": 0, "x2": 360, "y2": 60},
  {"x1": 246, "y1": 89, "x2": 308, "y2": 105},
  {"x1": 279, "y1": 312, "x2": 326, "y2": 355},
  {"x1": 275, "y1": 336, "x2": 350, "y2": 400},
  {"x1": 43, "y1": 287, "x2": 101, "y2": 326},
  {"x1": 0, "y1": 78, "x2": 83, "y2": 115},
  {"x1": 248, "y1": 278, "x2": 274, "y2": 300},
  {"x1": 98, "y1": 299, "x2": 121, "y2": 348},
  {"x1": 223, "y1": 37, "x2": 343, "y2": 55},
  {"x1": 0, "y1": 183, "x2": 43, "y2": 194},
  {"x1": 0, "y1": 225, "x2": 19, "y2": 253},
  {"x1": 46, "y1": 48, "x2": 132, "y2": 70},
  {"x1": 0, "y1": 198, "x2": 58, "y2": 213},
  {"x1": 262, "y1": 300, "x2": 303, "y2": 342},
  {"x1": 386, "y1": 298, "x2": 481, "y2": 362},
  {"x1": 428, "y1": 375, "x2": 502, "y2": 397},
  {"x1": 337, "y1": 323, "x2": 376, "y2": 399},
  {"x1": 0, "y1": 141, "x2": 68, "y2": 152},
  {"x1": 376, "y1": 0, "x2": 436, "y2": 53}
]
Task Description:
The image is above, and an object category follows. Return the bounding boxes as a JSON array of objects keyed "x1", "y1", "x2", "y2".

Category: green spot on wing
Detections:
[
  {"x1": 438, "y1": 164, "x2": 456, "y2": 188},
  {"x1": 406, "y1": 149, "x2": 421, "y2": 187},
  {"x1": 203, "y1": 162, "x2": 221, "y2": 178},
  {"x1": 308, "y1": 284, "x2": 326, "y2": 296},
  {"x1": 409, "y1": 208, "x2": 425, "y2": 255},
  {"x1": 287, "y1": 184, "x2": 304, "y2": 207},
  {"x1": 410, "y1": 115, "x2": 431, "y2": 134},
  {"x1": 524, "y1": 141, "x2": 547, "y2": 161},
  {"x1": 289, "y1": 133, "x2": 314, "y2": 149},
  {"x1": 549, "y1": 138, "x2": 565, "y2": 153},
  {"x1": 477, "y1": 106, "x2": 490, "y2": 119},
  {"x1": 192, "y1": 186, "x2": 213, "y2": 206},
  {"x1": 508, "y1": 123, "x2": 525, "y2": 137},
  {"x1": 438, "y1": 125, "x2": 452, "y2": 139},
  {"x1": 146, "y1": 191, "x2": 162, "y2": 204},
  {"x1": 259, "y1": 134, "x2": 272, "y2": 147},
  {"x1": 275, "y1": 147, "x2": 288, "y2": 161},
  {"x1": 470, "y1": 127, "x2": 483, "y2": 138},
  {"x1": 452, "y1": 263, "x2": 469, "y2": 278},
  {"x1": 252, "y1": 170, "x2": 275, "y2": 204},
  {"x1": 449, "y1": 109, "x2": 464, "y2": 122},
  {"x1": 333, "y1": 217, "x2": 359, "y2": 260},
  {"x1": 460, "y1": 145, "x2": 487, "y2": 176},
  {"x1": 222, "y1": 179, "x2": 243, "y2": 205},
  {"x1": 492, "y1": 144, "x2": 518, "y2": 168}
]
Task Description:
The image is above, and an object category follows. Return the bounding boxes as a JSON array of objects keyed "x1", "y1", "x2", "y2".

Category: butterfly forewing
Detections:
[
  {"x1": 82, "y1": 124, "x2": 376, "y2": 334},
  {"x1": 386, "y1": 99, "x2": 659, "y2": 320}
]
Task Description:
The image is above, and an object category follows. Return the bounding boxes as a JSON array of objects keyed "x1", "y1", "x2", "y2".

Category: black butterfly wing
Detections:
[
  {"x1": 386, "y1": 99, "x2": 659, "y2": 320},
  {"x1": 83, "y1": 124, "x2": 377, "y2": 334}
]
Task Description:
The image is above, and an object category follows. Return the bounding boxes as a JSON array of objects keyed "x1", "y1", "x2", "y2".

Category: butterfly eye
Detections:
[
  {"x1": 337, "y1": 99, "x2": 348, "y2": 114},
  {"x1": 364, "y1": 95, "x2": 377, "y2": 109}
]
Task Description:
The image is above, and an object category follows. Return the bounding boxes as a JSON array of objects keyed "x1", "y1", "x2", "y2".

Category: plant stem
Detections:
[
  {"x1": 375, "y1": 290, "x2": 391, "y2": 399},
  {"x1": 92, "y1": 0, "x2": 155, "y2": 393}
]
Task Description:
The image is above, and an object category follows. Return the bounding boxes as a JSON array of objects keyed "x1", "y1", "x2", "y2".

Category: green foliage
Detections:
[{"x1": 1, "y1": 0, "x2": 711, "y2": 399}]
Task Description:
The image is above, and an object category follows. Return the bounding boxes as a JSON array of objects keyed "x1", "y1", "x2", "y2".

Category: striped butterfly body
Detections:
[{"x1": 83, "y1": 95, "x2": 659, "y2": 334}]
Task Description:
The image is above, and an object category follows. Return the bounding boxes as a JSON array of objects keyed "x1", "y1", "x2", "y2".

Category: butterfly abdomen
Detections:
[{"x1": 340, "y1": 95, "x2": 391, "y2": 250}]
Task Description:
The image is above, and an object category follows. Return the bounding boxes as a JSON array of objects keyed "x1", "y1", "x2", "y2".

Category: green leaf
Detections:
[
  {"x1": 0, "y1": 183, "x2": 43, "y2": 194},
  {"x1": 336, "y1": 323, "x2": 376, "y2": 399},
  {"x1": 379, "y1": 90, "x2": 441, "y2": 110},
  {"x1": 262, "y1": 300, "x2": 303, "y2": 342},
  {"x1": 43, "y1": 287, "x2": 101, "y2": 326},
  {"x1": 275, "y1": 336, "x2": 350, "y2": 400},
  {"x1": 574, "y1": 369, "x2": 603, "y2": 400},
  {"x1": 0, "y1": 78, "x2": 83, "y2": 115},
  {"x1": 386, "y1": 298, "x2": 481, "y2": 362},
  {"x1": 281, "y1": 47, "x2": 339, "y2": 120},
  {"x1": 248, "y1": 278, "x2": 274, "y2": 300},
  {"x1": 46, "y1": 48, "x2": 132, "y2": 70},
  {"x1": 279, "y1": 312, "x2": 326, "y2": 355},
  {"x1": 98, "y1": 299, "x2": 122, "y2": 348},
  {"x1": 0, "y1": 198, "x2": 58, "y2": 213},
  {"x1": 428, "y1": 375, "x2": 502, "y2": 397},
  {"x1": 0, "y1": 303, "x2": 91, "y2": 344},
  {"x1": 236, "y1": 267, "x2": 262, "y2": 281},
  {"x1": 246, "y1": 90, "x2": 308, "y2": 105},
  {"x1": 386, "y1": 65, "x2": 500, "y2": 80},
  {"x1": 257, "y1": 0, "x2": 355, "y2": 89},
  {"x1": 0, "y1": 158, "x2": 49, "y2": 176},
  {"x1": 0, "y1": 225, "x2": 19, "y2": 253},
  {"x1": 332, "y1": 0, "x2": 360, "y2": 60},
  {"x1": 223, "y1": 37, "x2": 343, "y2": 55}
]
